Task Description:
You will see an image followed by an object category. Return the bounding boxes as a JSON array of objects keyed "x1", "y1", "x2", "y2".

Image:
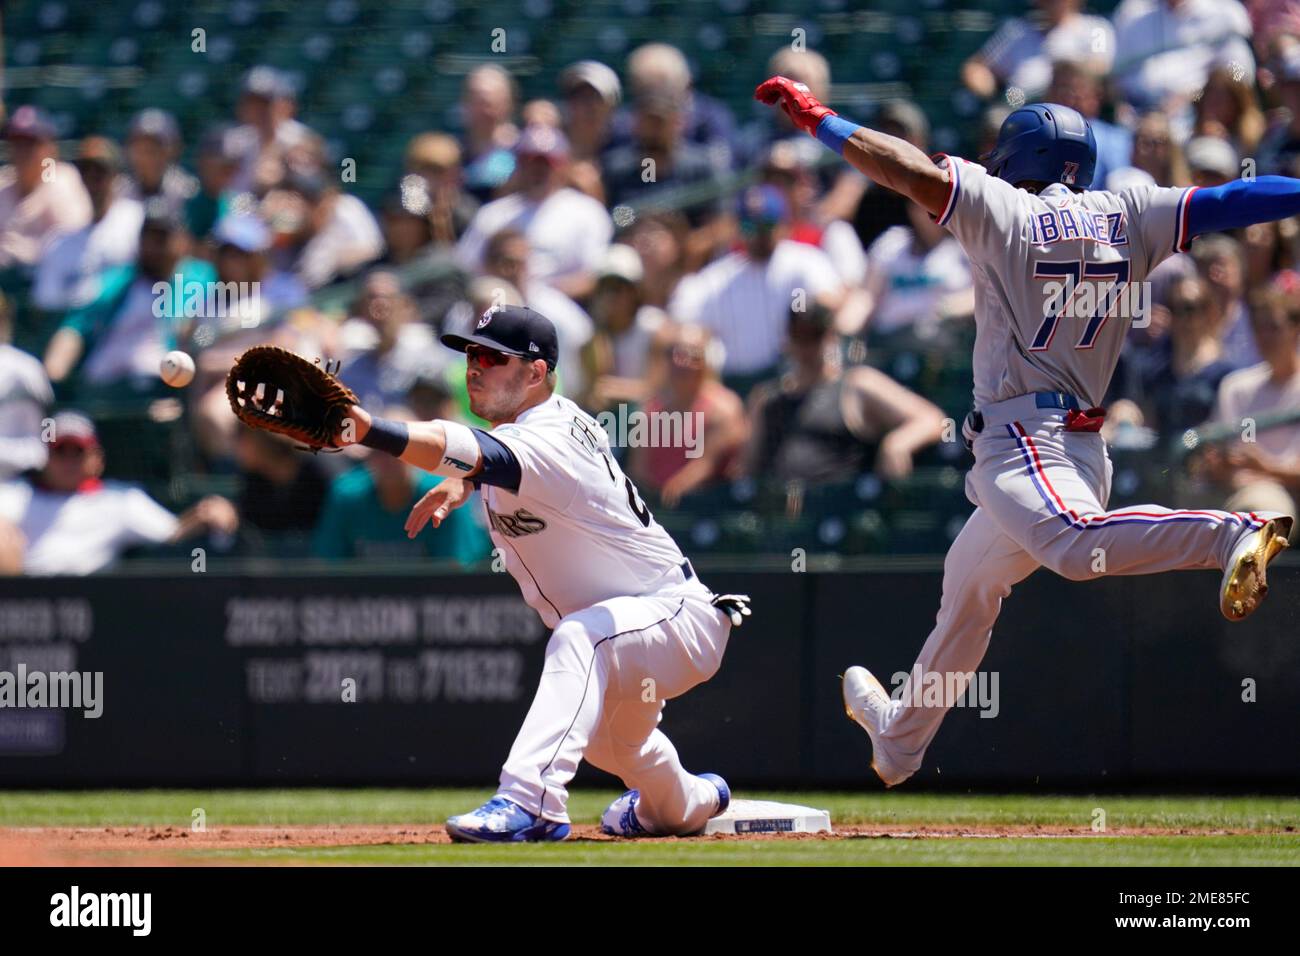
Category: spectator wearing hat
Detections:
[
  {"x1": 33, "y1": 137, "x2": 145, "y2": 313},
  {"x1": 185, "y1": 212, "x2": 310, "y2": 466},
  {"x1": 0, "y1": 411, "x2": 238, "y2": 575},
  {"x1": 962, "y1": 0, "x2": 1115, "y2": 104},
  {"x1": 580, "y1": 243, "x2": 669, "y2": 411},
  {"x1": 229, "y1": 66, "x2": 317, "y2": 195},
  {"x1": 0, "y1": 293, "x2": 52, "y2": 481},
  {"x1": 404, "y1": 133, "x2": 479, "y2": 245},
  {"x1": 0, "y1": 106, "x2": 92, "y2": 273},
  {"x1": 458, "y1": 65, "x2": 521, "y2": 203},
  {"x1": 1112, "y1": 0, "x2": 1255, "y2": 115},
  {"x1": 43, "y1": 203, "x2": 217, "y2": 398},
  {"x1": 481, "y1": 228, "x2": 594, "y2": 397},
  {"x1": 312, "y1": 405, "x2": 491, "y2": 564},
  {"x1": 1200, "y1": 280, "x2": 1300, "y2": 539},
  {"x1": 560, "y1": 60, "x2": 621, "y2": 162},
  {"x1": 559, "y1": 60, "x2": 622, "y2": 202},
  {"x1": 122, "y1": 109, "x2": 199, "y2": 215},
  {"x1": 261, "y1": 166, "x2": 384, "y2": 290},
  {"x1": 457, "y1": 125, "x2": 613, "y2": 301},
  {"x1": 602, "y1": 87, "x2": 730, "y2": 266},
  {"x1": 627, "y1": 323, "x2": 746, "y2": 508},
  {"x1": 1185, "y1": 135, "x2": 1240, "y2": 187},
  {"x1": 669, "y1": 185, "x2": 842, "y2": 395},
  {"x1": 186, "y1": 124, "x2": 246, "y2": 240},
  {"x1": 744, "y1": 301, "x2": 947, "y2": 485}
]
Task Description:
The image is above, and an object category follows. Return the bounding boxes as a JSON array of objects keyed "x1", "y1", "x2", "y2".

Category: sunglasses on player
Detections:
[{"x1": 465, "y1": 344, "x2": 514, "y2": 369}]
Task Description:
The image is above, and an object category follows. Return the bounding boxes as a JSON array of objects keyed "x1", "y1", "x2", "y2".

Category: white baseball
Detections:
[{"x1": 160, "y1": 350, "x2": 196, "y2": 388}]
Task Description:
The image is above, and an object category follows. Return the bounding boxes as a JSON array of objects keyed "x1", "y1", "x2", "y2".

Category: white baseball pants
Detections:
[
  {"x1": 873, "y1": 403, "x2": 1274, "y2": 784},
  {"x1": 496, "y1": 579, "x2": 730, "y2": 834}
]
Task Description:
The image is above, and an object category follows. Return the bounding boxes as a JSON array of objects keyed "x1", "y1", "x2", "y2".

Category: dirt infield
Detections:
[{"x1": 1, "y1": 821, "x2": 1290, "y2": 865}]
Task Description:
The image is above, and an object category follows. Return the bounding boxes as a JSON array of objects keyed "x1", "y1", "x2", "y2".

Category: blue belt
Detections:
[{"x1": 1033, "y1": 391, "x2": 1081, "y2": 411}]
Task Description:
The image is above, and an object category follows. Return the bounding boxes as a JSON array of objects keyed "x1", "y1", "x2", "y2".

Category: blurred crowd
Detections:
[{"x1": 1, "y1": 0, "x2": 1299, "y2": 574}]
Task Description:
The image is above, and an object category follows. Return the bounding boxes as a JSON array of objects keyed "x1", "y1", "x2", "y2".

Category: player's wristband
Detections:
[
  {"x1": 815, "y1": 115, "x2": 862, "y2": 154},
  {"x1": 359, "y1": 417, "x2": 410, "y2": 457},
  {"x1": 431, "y1": 419, "x2": 480, "y2": 478}
]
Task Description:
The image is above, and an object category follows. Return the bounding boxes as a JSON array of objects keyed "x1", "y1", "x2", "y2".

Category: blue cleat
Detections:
[
  {"x1": 600, "y1": 789, "x2": 649, "y2": 837},
  {"x1": 445, "y1": 796, "x2": 571, "y2": 843},
  {"x1": 600, "y1": 773, "x2": 730, "y2": 837}
]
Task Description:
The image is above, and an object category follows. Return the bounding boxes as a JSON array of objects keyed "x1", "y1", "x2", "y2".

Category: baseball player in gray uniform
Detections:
[
  {"x1": 339, "y1": 304, "x2": 750, "y2": 840},
  {"x1": 756, "y1": 76, "x2": 1294, "y2": 786}
]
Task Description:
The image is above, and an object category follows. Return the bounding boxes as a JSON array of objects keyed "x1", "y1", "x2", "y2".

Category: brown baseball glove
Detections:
[{"x1": 226, "y1": 345, "x2": 359, "y2": 452}]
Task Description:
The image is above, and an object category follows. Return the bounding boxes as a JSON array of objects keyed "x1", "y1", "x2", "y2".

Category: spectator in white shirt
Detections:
[
  {"x1": 848, "y1": 201, "x2": 975, "y2": 344},
  {"x1": 228, "y1": 66, "x2": 318, "y2": 196},
  {"x1": 33, "y1": 137, "x2": 144, "y2": 312},
  {"x1": 0, "y1": 106, "x2": 92, "y2": 272},
  {"x1": 261, "y1": 167, "x2": 384, "y2": 290},
  {"x1": 1112, "y1": 0, "x2": 1255, "y2": 115},
  {"x1": 580, "y1": 243, "x2": 669, "y2": 411},
  {"x1": 456, "y1": 125, "x2": 613, "y2": 301},
  {"x1": 962, "y1": 0, "x2": 1116, "y2": 102},
  {"x1": 669, "y1": 185, "x2": 843, "y2": 394},
  {"x1": 0, "y1": 411, "x2": 237, "y2": 575},
  {"x1": 0, "y1": 293, "x2": 52, "y2": 480},
  {"x1": 1201, "y1": 279, "x2": 1300, "y2": 538}
]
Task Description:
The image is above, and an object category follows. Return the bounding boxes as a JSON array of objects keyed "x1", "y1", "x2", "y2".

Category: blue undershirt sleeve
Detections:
[
  {"x1": 1187, "y1": 176, "x2": 1300, "y2": 238},
  {"x1": 470, "y1": 428, "x2": 522, "y2": 494}
]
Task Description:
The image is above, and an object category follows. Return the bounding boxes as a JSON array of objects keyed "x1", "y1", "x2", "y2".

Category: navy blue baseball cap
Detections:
[
  {"x1": 737, "y1": 184, "x2": 789, "y2": 226},
  {"x1": 441, "y1": 304, "x2": 559, "y2": 370}
]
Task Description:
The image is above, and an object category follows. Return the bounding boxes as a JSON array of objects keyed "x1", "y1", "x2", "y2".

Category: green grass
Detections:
[{"x1": 2, "y1": 790, "x2": 1298, "y2": 865}]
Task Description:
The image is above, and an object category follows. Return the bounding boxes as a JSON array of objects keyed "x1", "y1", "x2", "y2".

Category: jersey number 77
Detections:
[{"x1": 1030, "y1": 260, "x2": 1131, "y2": 351}]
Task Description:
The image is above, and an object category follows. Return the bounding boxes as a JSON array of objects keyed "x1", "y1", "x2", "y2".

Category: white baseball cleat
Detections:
[
  {"x1": 842, "y1": 666, "x2": 910, "y2": 788},
  {"x1": 1220, "y1": 516, "x2": 1292, "y2": 622}
]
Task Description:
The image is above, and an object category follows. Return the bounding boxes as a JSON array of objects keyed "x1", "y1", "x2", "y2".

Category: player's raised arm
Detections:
[
  {"x1": 754, "y1": 76, "x2": 951, "y2": 219},
  {"x1": 1183, "y1": 176, "x2": 1300, "y2": 241}
]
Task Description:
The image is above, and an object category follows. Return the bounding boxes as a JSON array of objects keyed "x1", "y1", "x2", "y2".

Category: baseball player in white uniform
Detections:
[
  {"x1": 339, "y1": 304, "x2": 749, "y2": 841},
  {"x1": 756, "y1": 77, "x2": 1294, "y2": 786}
]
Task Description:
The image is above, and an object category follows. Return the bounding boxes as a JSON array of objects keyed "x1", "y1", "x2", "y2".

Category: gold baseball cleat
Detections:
[{"x1": 1220, "y1": 516, "x2": 1293, "y2": 621}]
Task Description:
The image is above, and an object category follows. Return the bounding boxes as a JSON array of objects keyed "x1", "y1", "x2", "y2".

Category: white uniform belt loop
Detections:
[{"x1": 978, "y1": 391, "x2": 1081, "y2": 431}]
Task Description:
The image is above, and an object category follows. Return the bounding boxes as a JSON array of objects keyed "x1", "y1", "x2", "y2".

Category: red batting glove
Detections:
[{"x1": 754, "y1": 75, "x2": 836, "y2": 138}]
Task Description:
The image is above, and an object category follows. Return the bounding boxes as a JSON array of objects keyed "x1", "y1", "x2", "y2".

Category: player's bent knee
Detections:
[{"x1": 545, "y1": 618, "x2": 601, "y2": 662}]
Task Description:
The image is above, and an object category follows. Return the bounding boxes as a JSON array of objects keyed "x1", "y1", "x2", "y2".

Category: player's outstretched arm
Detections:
[
  {"x1": 341, "y1": 405, "x2": 484, "y2": 478},
  {"x1": 754, "y1": 76, "x2": 951, "y2": 219},
  {"x1": 1186, "y1": 176, "x2": 1300, "y2": 239}
]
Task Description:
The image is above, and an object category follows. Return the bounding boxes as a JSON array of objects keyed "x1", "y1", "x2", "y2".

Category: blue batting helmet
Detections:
[{"x1": 983, "y1": 103, "x2": 1097, "y2": 190}]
